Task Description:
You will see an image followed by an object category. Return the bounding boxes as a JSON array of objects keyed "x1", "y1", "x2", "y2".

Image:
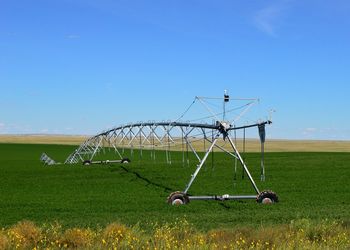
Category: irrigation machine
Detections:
[{"x1": 41, "y1": 91, "x2": 278, "y2": 205}]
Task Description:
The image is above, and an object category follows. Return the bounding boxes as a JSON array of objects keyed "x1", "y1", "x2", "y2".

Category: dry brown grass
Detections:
[
  {"x1": 164, "y1": 139, "x2": 350, "y2": 152},
  {"x1": 102, "y1": 223, "x2": 129, "y2": 244},
  {"x1": 0, "y1": 232, "x2": 9, "y2": 250},
  {"x1": 242, "y1": 139, "x2": 350, "y2": 152},
  {"x1": 0, "y1": 135, "x2": 87, "y2": 145},
  {"x1": 60, "y1": 228, "x2": 95, "y2": 248},
  {"x1": 1, "y1": 135, "x2": 350, "y2": 152},
  {"x1": 8, "y1": 220, "x2": 42, "y2": 249}
]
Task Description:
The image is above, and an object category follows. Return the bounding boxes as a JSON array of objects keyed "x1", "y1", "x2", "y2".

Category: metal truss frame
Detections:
[{"x1": 63, "y1": 120, "x2": 271, "y2": 201}]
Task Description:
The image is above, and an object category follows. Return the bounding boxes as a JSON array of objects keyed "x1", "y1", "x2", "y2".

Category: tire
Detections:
[
  {"x1": 257, "y1": 190, "x2": 278, "y2": 204},
  {"x1": 82, "y1": 160, "x2": 91, "y2": 166},
  {"x1": 121, "y1": 158, "x2": 131, "y2": 164},
  {"x1": 167, "y1": 191, "x2": 190, "y2": 205}
]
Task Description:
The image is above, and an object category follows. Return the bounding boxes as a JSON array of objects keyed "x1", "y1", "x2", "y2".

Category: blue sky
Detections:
[{"x1": 0, "y1": 0, "x2": 349, "y2": 140}]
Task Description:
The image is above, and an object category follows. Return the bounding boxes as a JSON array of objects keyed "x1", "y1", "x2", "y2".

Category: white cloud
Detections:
[{"x1": 253, "y1": 1, "x2": 291, "y2": 37}]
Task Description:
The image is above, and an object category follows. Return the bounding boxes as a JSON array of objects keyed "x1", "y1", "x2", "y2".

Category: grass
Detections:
[{"x1": 0, "y1": 142, "x2": 349, "y2": 233}]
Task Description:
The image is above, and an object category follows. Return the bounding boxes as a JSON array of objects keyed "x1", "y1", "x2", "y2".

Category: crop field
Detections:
[{"x1": 0, "y1": 142, "x2": 350, "y2": 248}]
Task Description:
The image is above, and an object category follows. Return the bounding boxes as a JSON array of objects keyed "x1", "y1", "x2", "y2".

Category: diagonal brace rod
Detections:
[{"x1": 184, "y1": 132, "x2": 220, "y2": 194}]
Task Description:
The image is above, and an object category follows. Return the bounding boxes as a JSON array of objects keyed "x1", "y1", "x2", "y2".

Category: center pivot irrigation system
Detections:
[{"x1": 41, "y1": 91, "x2": 278, "y2": 205}]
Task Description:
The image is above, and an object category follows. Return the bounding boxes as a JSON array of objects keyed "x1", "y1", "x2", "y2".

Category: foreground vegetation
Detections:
[{"x1": 1, "y1": 219, "x2": 349, "y2": 249}]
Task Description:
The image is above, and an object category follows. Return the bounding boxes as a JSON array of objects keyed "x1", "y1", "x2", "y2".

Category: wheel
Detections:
[
  {"x1": 257, "y1": 190, "x2": 278, "y2": 204},
  {"x1": 82, "y1": 160, "x2": 91, "y2": 166},
  {"x1": 167, "y1": 191, "x2": 190, "y2": 205},
  {"x1": 121, "y1": 158, "x2": 131, "y2": 164}
]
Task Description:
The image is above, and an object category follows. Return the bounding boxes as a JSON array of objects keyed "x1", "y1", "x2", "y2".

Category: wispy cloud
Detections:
[
  {"x1": 105, "y1": 82, "x2": 114, "y2": 91},
  {"x1": 302, "y1": 127, "x2": 317, "y2": 136},
  {"x1": 28, "y1": 91, "x2": 41, "y2": 97},
  {"x1": 5, "y1": 32, "x2": 17, "y2": 37},
  {"x1": 300, "y1": 127, "x2": 350, "y2": 140},
  {"x1": 0, "y1": 122, "x2": 33, "y2": 134},
  {"x1": 66, "y1": 34, "x2": 80, "y2": 39},
  {"x1": 253, "y1": 1, "x2": 291, "y2": 37},
  {"x1": 0, "y1": 123, "x2": 5, "y2": 131}
]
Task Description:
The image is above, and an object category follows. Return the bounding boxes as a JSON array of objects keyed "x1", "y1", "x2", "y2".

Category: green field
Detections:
[{"x1": 0, "y1": 143, "x2": 349, "y2": 231}]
